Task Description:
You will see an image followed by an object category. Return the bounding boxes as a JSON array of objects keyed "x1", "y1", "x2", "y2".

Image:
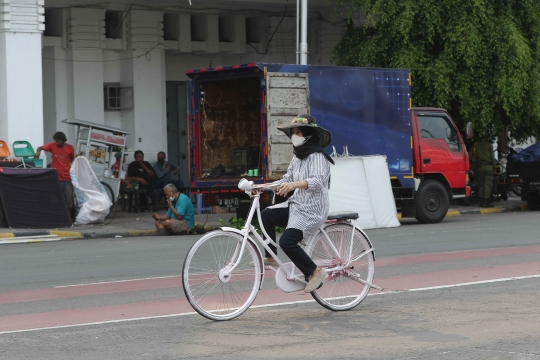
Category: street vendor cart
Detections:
[{"x1": 62, "y1": 119, "x2": 129, "y2": 205}]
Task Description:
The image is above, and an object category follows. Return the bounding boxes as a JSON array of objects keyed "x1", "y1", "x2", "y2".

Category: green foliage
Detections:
[
  {"x1": 219, "y1": 217, "x2": 286, "y2": 233},
  {"x1": 332, "y1": 0, "x2": 540, "y2": 142}
]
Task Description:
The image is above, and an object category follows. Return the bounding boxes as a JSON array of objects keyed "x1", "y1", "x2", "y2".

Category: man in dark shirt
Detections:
[
  {"x1": 153, "y1": 151, "x2": 185, "y2": 192},
  {"x1": 126, "y1": 150, "x2": 155, "y2": 197}
]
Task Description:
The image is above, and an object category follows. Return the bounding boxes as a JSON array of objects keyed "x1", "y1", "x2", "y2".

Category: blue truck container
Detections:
[{"x1": 186, "y1": 63, "x2": 469, "y2": 223}]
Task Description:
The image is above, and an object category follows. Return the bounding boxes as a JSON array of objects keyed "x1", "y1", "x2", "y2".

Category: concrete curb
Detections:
[
  {"x1": 396, "y1": 203, "x2": 529, "y2": 219},
  {"x1": 446, "y1": 204, "x2": 529, "y2": 217},
  {"x1": 0, "y1": 224, "x2": 223, "y2": 244},
  {"x1": 1, "y1": 204, "x2": 528, "y2": 243}
]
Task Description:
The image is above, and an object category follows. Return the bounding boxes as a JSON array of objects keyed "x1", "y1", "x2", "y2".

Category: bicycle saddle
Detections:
[{"x1": 327, "y1": 212, "x2": 359, "y2": 221}]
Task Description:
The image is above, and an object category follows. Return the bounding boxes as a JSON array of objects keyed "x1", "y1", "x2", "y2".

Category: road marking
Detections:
[
  {"x1": 54, "y1": 275, "x2": 181, "y2": 288},
  {"x1": 0, "y1": 273, "x2": 538, "y2": 335}
]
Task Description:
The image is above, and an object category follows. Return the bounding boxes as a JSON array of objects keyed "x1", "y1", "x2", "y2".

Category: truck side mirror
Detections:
[{"x1": 466, "y1": 122, "x2": 473, "y2": 139}]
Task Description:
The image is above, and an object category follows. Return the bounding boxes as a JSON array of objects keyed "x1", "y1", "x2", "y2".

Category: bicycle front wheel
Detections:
[
  {"x1": 182, "y1": 230, "x2": 263, "y2": 321},
  {"x1": 306, "y1": 223, "x2": 375, "y2": 311}
]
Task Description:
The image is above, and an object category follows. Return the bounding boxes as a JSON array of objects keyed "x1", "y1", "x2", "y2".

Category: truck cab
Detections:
[{"x1": 403, "y1": 108, "x2": 470, "y2": 222}]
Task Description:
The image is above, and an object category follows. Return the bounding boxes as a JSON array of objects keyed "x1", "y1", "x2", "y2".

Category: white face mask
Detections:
[{"x1": 291, "y1": 134, "x2": 310, "y2": 147}]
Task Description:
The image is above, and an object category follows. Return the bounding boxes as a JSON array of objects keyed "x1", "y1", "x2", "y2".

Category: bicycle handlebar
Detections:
[{"x1": 238, "y1": 178, "x2": 279, "y2": 194}]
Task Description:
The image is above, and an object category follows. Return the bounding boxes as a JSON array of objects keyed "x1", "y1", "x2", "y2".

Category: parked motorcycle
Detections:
[
  {"x1": 500, "y1": 146, "x2": 522, "y2": 197},
  {"x1": 491, "y1": 161, "x2": 508, "y2": 201},
  {"x1": 468, "y1": 160, "x2": 507, "y2": 202}
]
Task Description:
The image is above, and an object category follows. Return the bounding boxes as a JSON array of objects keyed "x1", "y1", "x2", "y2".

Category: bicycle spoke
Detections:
[
  {"x1": 183, "y1": 231, "x2": 262, "y2": 320},
  {"x1": 307, "y1": 223, "x2": 375, "y2": 311}
]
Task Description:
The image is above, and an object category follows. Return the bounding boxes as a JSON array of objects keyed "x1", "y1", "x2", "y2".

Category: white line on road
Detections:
[
  {"x1": 2, "y1": 273, "x2": 540, "y2": 335},
  {"x1": 53, "y1": 275, "x2": 181, "y2": 288}
]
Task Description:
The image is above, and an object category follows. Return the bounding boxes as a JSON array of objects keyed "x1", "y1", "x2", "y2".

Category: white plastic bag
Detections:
[{"x1": 70, "y1": 157, "x2": 112, "y2": 224}]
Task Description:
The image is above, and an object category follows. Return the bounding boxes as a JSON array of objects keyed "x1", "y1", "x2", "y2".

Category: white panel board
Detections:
[{"x1": 328, "y1": 155, "x2": 399, "y2": 230}]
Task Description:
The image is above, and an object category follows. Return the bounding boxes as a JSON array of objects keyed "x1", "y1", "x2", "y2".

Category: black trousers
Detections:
[{"x1": 260, "y1": 206, "x2": 317, "y2": 278}]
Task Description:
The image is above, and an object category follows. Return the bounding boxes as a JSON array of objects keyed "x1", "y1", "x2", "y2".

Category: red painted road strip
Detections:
[
  {"x1": 1, "y1": 261, "x2": 539, "y2": 332},
  {"x1": 3, "y1": 245, "x2": 540, "y2": 306},
  {"x1": 374, "y1": 245, "x2": 540, "y2": 267}
]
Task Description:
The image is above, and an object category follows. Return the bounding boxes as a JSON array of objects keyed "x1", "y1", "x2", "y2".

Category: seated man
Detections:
[
  {"x1": 153, "y1": 184, "x2": 194, "y2": 235},
  {"x1": 126, "y1": 150, "x2": 155, "y2": 197},
  {"x1": 153, "y1": 151, "x2": 185, "y2": 192}
]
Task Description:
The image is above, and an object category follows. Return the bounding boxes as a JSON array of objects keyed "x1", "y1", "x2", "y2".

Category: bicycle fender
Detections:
[
  {"x1": 354, "y1": 226, "x2": 376, "y2": 261},
  {"x1": 219, "y1": 227, "x2": 266, "y2": 289}
]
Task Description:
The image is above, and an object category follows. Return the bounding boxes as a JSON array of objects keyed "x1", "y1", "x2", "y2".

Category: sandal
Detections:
[{"x1": 304, "y1": 268, "x2": 328, "y2": 293}]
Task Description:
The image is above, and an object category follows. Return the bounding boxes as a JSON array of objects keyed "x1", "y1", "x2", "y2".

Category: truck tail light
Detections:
[
  {"x1": 510, "y1": 177, "x2": 521, "y2": 184},
  {"x1": 465, "y1": 173, "x2": 470, "y2": 185}
]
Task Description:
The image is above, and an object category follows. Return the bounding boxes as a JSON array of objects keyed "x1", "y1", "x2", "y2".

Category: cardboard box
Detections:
[{"x1": 213, "y1": 206, "x2": 230, "y2": 214}]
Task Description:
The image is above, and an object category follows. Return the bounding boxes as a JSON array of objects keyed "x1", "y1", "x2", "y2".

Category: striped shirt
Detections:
[{"x1": 268, "y1": 152, "x2": 331, "y2": 238}]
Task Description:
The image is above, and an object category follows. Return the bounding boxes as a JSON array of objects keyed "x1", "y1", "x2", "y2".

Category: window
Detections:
[
  {"x1": 104, "y1": 84, "x2": 134, "y2": 110},
  {"x1": 418, "y1": 116, "x2": 460, "y2": 152},
  {"x1": 105, "y1": 11, "x2": 123, "y2": 39}
]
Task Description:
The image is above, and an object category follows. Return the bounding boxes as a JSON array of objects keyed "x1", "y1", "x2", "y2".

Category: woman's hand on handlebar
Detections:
[
  {"x1": 277, "y1": 181, "x2": 308, "y2": 197},
  {"x1": 277, "y1": 182, "x2": 295, "y2": 197}
]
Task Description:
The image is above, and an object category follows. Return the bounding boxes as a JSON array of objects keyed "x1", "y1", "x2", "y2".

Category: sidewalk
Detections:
[
  {"x1": 0, "y1": 195, "x2": 529, "y2": 243},
  {"x1": 0, "y1": 210, "x2": 236, "y2": 243}
]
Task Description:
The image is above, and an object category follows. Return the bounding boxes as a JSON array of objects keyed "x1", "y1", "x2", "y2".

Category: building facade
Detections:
[{"x1": 0, "y1": 0, "x2": 347, "y2": 184}]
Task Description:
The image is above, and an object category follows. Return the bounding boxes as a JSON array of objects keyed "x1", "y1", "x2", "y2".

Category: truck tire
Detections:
[{"x1": 415, "y1": 180, "x2": 449, "y2": 224}]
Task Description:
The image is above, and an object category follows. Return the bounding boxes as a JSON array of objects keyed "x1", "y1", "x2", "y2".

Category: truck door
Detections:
[
  {"x1": 266, "y1": 72, "x2": 309, "y2": 179},
  {"x1": 415, "y1": 112, "x2": 467, "y2": 188}
]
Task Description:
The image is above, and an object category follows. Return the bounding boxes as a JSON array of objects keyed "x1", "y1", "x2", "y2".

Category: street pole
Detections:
[
  {"x1": 296, "y1": 0, "x2": 300, "y2": 64},
  {"x1": 299, "y1": 0, "x2": 308, "y2": 65}
]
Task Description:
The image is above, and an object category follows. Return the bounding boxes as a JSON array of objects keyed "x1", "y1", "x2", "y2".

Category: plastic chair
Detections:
[
  {"x1": 0, "y1": 140, "x2": 11, "y2": 159},
  {"x1": 12, "y1": 141, "x2": 42, "y2": 168}
]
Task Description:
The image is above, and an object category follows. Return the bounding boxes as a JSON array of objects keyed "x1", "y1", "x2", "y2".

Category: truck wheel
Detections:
[{"x1": 415, "y1": 180, "x2": 449, "y2": 224}]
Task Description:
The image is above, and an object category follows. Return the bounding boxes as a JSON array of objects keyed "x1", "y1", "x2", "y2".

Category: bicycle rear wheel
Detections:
[
  {"x1": 182, "y1": 230, "x2": 263, "y2": 321},
  {"x1": 306, "y1": 223, "x2": 375, "y2": 311}
]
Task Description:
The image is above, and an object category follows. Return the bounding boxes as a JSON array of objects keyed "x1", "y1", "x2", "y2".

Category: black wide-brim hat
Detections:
[{"x1": 277, "y1": 114, "x2": 332, "y2": 148}]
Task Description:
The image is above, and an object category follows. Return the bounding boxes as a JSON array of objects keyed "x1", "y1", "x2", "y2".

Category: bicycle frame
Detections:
[
  {"x1": 220, "y1": 190, "x2": 377, "y2": 288},
  {"x1": 220, "y1": 192, "x2": 307, "y2": 284}
]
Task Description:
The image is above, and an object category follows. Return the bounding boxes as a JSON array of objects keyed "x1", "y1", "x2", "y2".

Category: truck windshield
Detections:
[{"x1": 418, "y1": 116, "x2": 460, "y2": 152}]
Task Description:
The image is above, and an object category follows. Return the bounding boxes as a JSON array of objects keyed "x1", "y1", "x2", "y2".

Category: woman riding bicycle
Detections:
[{"x1": 261, "y1": 114, "x2": 335, "y2": 293}]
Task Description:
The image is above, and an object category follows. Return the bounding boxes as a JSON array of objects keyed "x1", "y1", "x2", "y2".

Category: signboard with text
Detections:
[{"x1": 89, "y1": 130, "x2": 126, "y2": 146}]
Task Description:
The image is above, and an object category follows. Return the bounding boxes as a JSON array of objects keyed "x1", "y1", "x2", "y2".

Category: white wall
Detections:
[
  {"x1": 0, "y1": 32, "x2": 44, "y2": 152},
  {"x1": 39, "y1": 6, "x2": 346, "y2": 165}
]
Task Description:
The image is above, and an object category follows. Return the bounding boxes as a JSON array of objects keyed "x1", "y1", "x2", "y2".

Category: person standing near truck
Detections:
[
  {"x1": 259, "y1": 114, "x2": 335, "y2": 293},
  {"x1": 472, "y1": 134, "x2": 496, "y2": 208},
  {"x1": 34, "y1": 132, "x2": 76, "y2": 219}
]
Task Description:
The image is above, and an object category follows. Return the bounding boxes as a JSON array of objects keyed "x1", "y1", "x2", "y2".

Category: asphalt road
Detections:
[{"x1": 0, "y1": 211, "x2": 539, "y2": 359}]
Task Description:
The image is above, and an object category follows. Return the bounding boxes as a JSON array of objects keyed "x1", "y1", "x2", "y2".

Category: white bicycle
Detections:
[{"x1": 182, "y1": 179, "x2": 382, "y2": 321}]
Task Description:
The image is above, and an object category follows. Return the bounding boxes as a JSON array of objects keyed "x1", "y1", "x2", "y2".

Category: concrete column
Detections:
[
  {"x1": 42, "y1": 47, "x2": 72, "y2": 144},
  {"x1": 121, "y1": 10, "x2": 166, "y2": 159},
  {"x1": 64, "y1": 8, "x2": 106, "y2": 124},
  {"x1": 120, "y1": 50, "x2": 166, "y2": 159},
  {"x1": 66, "y1": 48, "x2": 105, "y2": 124},
  {"x1": 0, "y1": 0, "x2": 44, "y2": 151}
]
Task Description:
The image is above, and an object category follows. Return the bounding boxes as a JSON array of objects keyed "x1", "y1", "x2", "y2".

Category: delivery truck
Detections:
[{"x1": 185, "y1": 63, "x2": 470, "y2": 223}]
